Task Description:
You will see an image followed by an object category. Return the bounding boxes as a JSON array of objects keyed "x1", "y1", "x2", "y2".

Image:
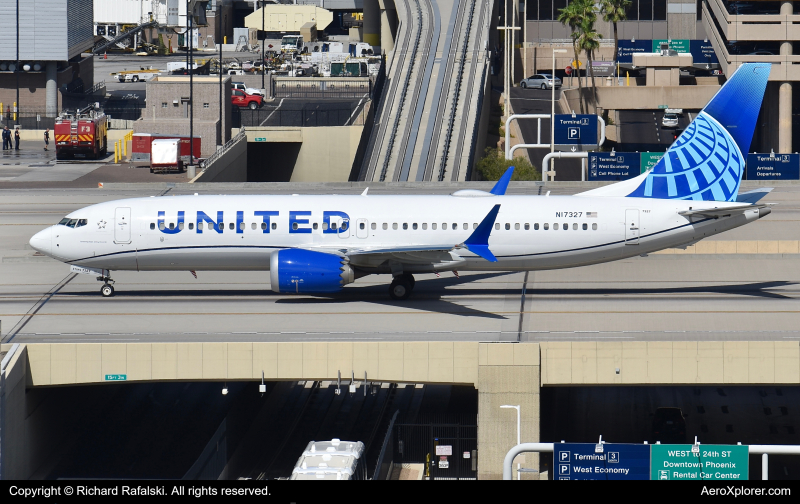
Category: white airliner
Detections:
[{"x1": 30, "y1": 63, "x2": 773, "y2": 299}]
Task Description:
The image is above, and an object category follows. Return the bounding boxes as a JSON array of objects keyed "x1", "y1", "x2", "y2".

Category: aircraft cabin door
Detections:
[
  {"x1": 336, "y1": 217, "x2": 350, "y2": 238},
  {"x1": 625, "y1": 209, "x2": 640, "y2": 245},
  {"x1": 356, "y1": 218, "x2": 369, "y2": 239},
  {"x1": 114, "y1": 207, "x2": 132, "y2": 244}
]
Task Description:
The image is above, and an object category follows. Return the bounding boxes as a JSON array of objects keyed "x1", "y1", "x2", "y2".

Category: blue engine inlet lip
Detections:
[{"x1": 270, "y1": 249, "x2": 346, "y2": 294}]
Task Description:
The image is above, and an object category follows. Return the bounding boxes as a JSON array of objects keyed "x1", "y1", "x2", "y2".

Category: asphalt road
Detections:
[
  {"x1": 618, "y1": 109, "x2": 698, "y2": 152},
  {"x1": 1, "y1": 185, "x2": 798, "y2": 344}
]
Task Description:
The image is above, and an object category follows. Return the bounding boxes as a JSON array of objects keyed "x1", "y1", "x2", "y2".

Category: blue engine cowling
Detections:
[{"x1": 269, "y1": 249, "x2": 354, "y2": 293}]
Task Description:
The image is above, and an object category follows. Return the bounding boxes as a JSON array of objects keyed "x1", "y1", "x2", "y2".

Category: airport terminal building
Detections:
[{"x1": 522, "y1": 0, "x2": 799, "y2": 154}]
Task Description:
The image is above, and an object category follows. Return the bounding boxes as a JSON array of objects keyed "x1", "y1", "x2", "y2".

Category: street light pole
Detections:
[
  {"x1": 218, "y1": 4, "x2": 223, "y2": 148},
  {"x1": 261, "y1": 0, "x2": 265, "y2": 92},
  {"x1": 551, "y1": 49, "x2": 567, "y2": 181},
  {"x1": 501, "y1": 405, "x2": 521, "y2": 480}
]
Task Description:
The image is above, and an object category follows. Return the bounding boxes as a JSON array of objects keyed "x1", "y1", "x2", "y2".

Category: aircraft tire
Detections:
[
  {"x1": 389, "y1": 279, "x2": 411, "y2": 300},
  {"x1": 101, "y1": 284, "x2": 115, "y2": 297},
  {"x1": 401, "y1": 273, "x2": 416, "y2": 290}
]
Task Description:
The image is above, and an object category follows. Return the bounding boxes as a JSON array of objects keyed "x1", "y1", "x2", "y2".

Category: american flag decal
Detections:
[{"x1": 587, "y1": 212, "x2": 598, "y2": 218}]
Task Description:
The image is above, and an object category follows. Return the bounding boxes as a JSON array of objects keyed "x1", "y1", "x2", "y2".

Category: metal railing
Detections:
[
  {"x1": 372, "y1": 410, "x2": 399, "y2": 480},
  {"x1": 273, "y1": 78, "x2": 372, "y2": 99},
  {"x1": 233, "y1": 106, "x2": 367, "y2": 128},
  {"x1": 200, "y1": 127, "x2": 246, "y2": 171}
]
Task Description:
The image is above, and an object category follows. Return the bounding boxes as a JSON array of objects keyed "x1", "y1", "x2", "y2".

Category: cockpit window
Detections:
[{"x1": 59, "y1": 218, "x2": 87, "y2": 228}]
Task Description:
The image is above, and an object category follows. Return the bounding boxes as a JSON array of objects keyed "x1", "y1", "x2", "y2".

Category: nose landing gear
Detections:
[{"x1": 96, "y1": 272, "x2": 116, "y2": 297}]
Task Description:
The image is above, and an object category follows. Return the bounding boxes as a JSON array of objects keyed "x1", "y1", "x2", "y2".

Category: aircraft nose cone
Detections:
[{"x1": 29, "y1": 227, "x2": 52, "y2": 256}]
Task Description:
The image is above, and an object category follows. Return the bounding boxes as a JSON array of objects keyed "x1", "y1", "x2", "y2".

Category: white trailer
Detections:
[{"x1": 150, "y1": 138, "x2": 182, "y2": 173}]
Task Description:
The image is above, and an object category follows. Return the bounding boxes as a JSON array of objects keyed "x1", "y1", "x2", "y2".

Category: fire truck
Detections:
[{"x1": 54, "y1": 103, "x2": 108, "y2": 160}]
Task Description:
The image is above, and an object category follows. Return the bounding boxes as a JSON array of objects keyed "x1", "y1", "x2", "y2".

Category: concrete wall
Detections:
[
  {"x1": 560, "y1": 84, "x2": 720, "y2": 112},
  {"x1": 194, "y1": 133, "x2": 248, "y2": 182},
  {"x1": 244, "y1": 126, "x2": 364, "y2": 182},
  {"x1": 4, "y1": 340, "x2": 797, "y2": 480}
]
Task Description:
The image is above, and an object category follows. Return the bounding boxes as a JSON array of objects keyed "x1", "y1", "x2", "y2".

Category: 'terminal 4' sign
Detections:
[{"x1": 555, "y1": 443, "x2": 650, "y2": 480}]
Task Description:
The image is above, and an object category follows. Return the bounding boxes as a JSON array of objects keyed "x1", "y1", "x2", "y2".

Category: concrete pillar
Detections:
[
  {"x1": 45, "y1": 62, "x2": 58, "y2": 118},
  {"x1": 779, "y1": 82, "x2": 792, "y2": 153},
  {"x1": 363, "y1": 0, "x2": 380, "y2": 48},
  {"x1": 477, "y1": 345, "x2": 541, "y2": 480},
  {"x1": 379, "y1": 0, "x2": 397, "y2": 53}
]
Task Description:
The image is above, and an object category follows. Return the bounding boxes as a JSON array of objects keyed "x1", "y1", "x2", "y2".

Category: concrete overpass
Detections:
[{"x1": 3, "y1": 340, "x2": 798, "y2": 479}]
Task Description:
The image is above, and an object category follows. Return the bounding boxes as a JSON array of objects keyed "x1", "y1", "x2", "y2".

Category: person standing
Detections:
[
  {"x1": 14, "y1": 127, "x2": 21, "y2": 150},
  {"x1": 44, "y1": 128, "x2": 50, "y2": 151},
  {"x1": 2, "y1": 126, "x2": 9, "y2": 150}
]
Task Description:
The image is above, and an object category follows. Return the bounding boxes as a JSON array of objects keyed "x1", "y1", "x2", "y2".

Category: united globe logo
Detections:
[{"x1": 628, "y1": 112, "x2": 743, "y2": 202}]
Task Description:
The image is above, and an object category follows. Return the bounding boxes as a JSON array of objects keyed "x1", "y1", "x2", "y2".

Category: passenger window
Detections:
[
  {"x1": 169, "y1": 223, "x2": 174, "y2": 230},
  {"x1": 150, "y1": 223, "x2": 155, "y2": 230},
  {"x1": 442, "y1": 223, "x2": 447, "y2": 230},
  {"x1": 573, "y1": 223, "x2": 578, "y2": 230},
  {"x1": 463, "y1": 223, "x2": 468, "y2": 230},
  {"x1": 189, "y1": 223, "x2": 194, "y2": 230},
  {"x1": 505, "y1": 223, "x2": 510, "y2": 230},
  {"x1": 371, "y1": 223, "x2": 376, "y2": 230},
  {"x1": 524, "y1": 223, "x2": 529, "y2": 230},
  {"x1": 553, "y1": 223, "x2": 558, "y2": 230},
  {"x1": 198, "y1": 222, "x2": 204, "y2": 230},
  {"x1": 432, "y1": 223, "x2": 437, "y2": 230},
  {"x1": 473, "y1": 223, "x2": 478, "y2": 229},
  {"x1": 292, "y1": 222, "x2": 299, "y2": 230},
  {"x1": 179, "y1": 222, "x2": 184, "y2": 230},
  {"x1": 382, "y1": 223, "x2": 388, "y2": 230},
  {"x1": 403, "y1": 223, "x2": 408, "y2": 230},
  {"x1": 229, "y1": 223, "x2": 235, "y2": 230},
  {"x1": 159, "y1": 222, "x2": 165, "y2": 230},
  {"x1": 495, "y1": 223, "x2": 500, "y2": 230},
  {"x1": 592, "y1": 223, "x2": 597, "y2": 230},
  {"x1": 412, "y1": 223, "x2": 418, "y2": 230},
  {"x1": 261, "y1": 222, "x2": 267, "y2": 230},
  {"x1": 360, "y1": 222, "x2": 365, "y2": 230},
  {"x1": 272, "y1": 222, "x2": 277, "y2": 230},
  {"x1": 563, "y1": 223, "x2": 568, "y2": 230},
  {"x1": 534, "y1": 223, "x2": 539, "y2": 230},
  {"x1": 422, "y1": 223, "x2": 427, "y2": 230},
  {"x1": 322, "y1": 222, "x2": 329, "y2": 230},
  {"x1": 515, "y1": 223, "x2": 520, "y2": 230},
  {"x1": 582, "y1": 223, "x2": 587, "y2": 230},
  {"x1": 251, "y1": 222, "x2": 256, "y2": 230},
  {"x1": 452, "y1": 223, "x2": 457, "y2": 230},
  {"x1": 393, "y1": 223, "x2": 398, "y2": 230},
  {"x1": 313, "y1": 223, "x2": 319, "y2": 230},
  {"x1": 543, "y1": 223, "x2": 549, "y2": 230},
  {"x1": 331, "y1": 222, "x2": 338, "y2": 230},
  {"x1": 238, "y1": 222, "x2": 244, "y2": 231}
]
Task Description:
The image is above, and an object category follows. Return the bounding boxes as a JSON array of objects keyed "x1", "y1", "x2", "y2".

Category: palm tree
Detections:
[
  {"x1": 578, "y1": 20, "x2": 602, "y2": 113},
  {"x1": 558, "y1": 0, "x2": 595, "y2": 113},
  {"x1": 600, "y1": 0, "x2": 631, "y2": 63}
]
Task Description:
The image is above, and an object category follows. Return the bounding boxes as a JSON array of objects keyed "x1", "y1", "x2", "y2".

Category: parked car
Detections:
[
  {"x1": 520, "y1": 73, "x2": 562, "y2": 90},
  {"x1": 232, "y1": 82, "x2": 264, "y2": 97},
  {"x1": 652, "y1": 407, "x2": 687, "y2": 443},
  {"x1": 232, "y1": 89, "x2": 263, "y2": 109},
  {"x1": 242, "y1": 61, "x2": 254, "y2": 72}
]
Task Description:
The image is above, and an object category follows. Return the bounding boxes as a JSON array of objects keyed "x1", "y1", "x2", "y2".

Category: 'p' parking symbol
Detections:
[
  {"x1": 559, "y1": 451, "x2": 570, "y2": 461},
  {"x1": 568, "y1": 127, "x2": 580, "y2": 140}
]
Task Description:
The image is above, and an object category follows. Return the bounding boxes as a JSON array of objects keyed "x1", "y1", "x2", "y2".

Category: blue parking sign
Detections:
[
  {"x1": 555, "y1": 443, "x2": 650, "y2": 480},
  {"x1": 554, "y1": 114, "x2": 598, "y2": 149},
  {"x1": 588, "y1": 152, "x2": 641, "y2": 181}
]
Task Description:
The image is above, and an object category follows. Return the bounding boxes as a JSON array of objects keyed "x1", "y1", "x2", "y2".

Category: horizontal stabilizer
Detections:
[
  {"x1": 678, "y1": 203, "x2": 768, "y2": 218},
  {"x1": 736, "y1": 187, "x2": 773, "y2": 204}
]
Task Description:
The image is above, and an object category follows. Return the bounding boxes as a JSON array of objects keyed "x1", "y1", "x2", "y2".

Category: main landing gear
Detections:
[
  {"x1": 97, "y1": 272, "x2": 116, "y2": 297},
  {"x1": 389, "y1": 273, "x2": 415, "y2": 300}
]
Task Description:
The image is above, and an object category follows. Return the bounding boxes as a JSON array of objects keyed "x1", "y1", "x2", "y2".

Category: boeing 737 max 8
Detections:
[{"x1": 30, "y1": 63, "x2": 774, "y2": 299}]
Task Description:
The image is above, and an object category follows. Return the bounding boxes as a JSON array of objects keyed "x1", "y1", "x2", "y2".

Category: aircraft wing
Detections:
[{"x1": 678, "y1": 203, "x2": 769, "y2": 218}]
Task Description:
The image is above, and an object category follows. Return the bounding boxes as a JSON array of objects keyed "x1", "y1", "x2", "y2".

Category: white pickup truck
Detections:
[{"x1": 231, "y1": 82, "x2": 264, "y2": 97}]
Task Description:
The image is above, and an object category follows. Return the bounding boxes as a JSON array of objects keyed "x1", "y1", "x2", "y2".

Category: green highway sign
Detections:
[
  {"x1": 254, "y1": 137, "x2": 266, "y2": 142},
  {"x1": 657, "y1": 105, "x2": 668, "y2": 109},
  {"x1": 104, "y1": 374, "x2": 127, "y2": 381},
  {"x1": 640, "y1": 152, "x2": 665, "y2": 173},
  {"x1": 651, "y1": 445, "x2": 748, "y2": 480},
  {"x1": 652, "y1": 39, "x2": 690, "y2": 53}
]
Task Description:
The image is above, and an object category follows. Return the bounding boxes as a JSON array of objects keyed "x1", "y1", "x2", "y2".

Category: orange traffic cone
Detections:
[{"x1": 104, "y1": 52, "x2": 107, "y2": 59}]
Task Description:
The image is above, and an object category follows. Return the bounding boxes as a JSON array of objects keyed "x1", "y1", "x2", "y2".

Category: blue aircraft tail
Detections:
[{"x1": 627, "y1": 63, "x2": 770, "y2": 202}]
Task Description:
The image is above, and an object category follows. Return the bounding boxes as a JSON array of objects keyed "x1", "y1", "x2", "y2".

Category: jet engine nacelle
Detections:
[{"x1": 269, "y1": 249, "x2": 354, "y2": 294}]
